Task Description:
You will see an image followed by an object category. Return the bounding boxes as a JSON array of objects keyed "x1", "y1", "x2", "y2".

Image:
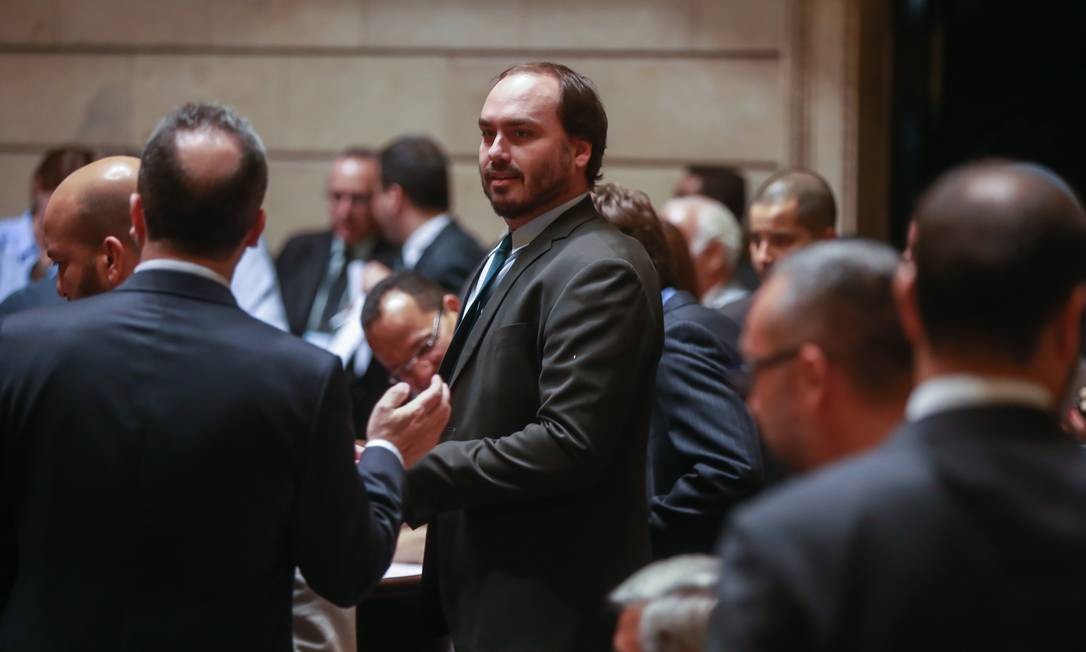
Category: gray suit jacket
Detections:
[
  {"x1": 405, "y1": 197, "x2": 663, "y2": 652},
  {"x1": 709, "y1": 404, "x2": 1086, "y2": 651}
]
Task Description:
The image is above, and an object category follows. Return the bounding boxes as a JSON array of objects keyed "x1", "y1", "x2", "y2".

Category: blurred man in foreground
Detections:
[{"x1": 710, "y1": 162, "x2": 1086, "y2": 650}]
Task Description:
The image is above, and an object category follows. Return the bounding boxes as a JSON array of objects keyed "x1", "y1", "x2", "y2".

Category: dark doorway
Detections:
[{"x1": 890, "y1": 0, "x2": 1086, "y2": 248}]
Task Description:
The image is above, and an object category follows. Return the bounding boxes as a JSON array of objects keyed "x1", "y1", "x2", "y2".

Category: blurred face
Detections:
[
  {"x1": 366, "y1": 290, "x2": 458, "y2": 393},
  {"x1": 42, "y1": 197, "x2": 108, "y2": 300},
  {"x1": 327, "y1": 156, "x2": 378, "y2": 246},
  {"x1": 30, "y1": 187, "x2": 53, "y2": 256},
  {"x1": 749, "y1": 199, "x2": 816, "y2": 278},
  {"x1": 478, "y1": 72, "x2": 585, "y2": 223},
  {"x1": 672, "y1": 172, "x2": 702, "y2": 198},
  {"x1": 662, "y1": 205, "x2": 716, "y2": 294},
  {"x1": 741, "y1": 279, "x2": 809, "y2": 470},
  {"x1": 373, "y1": 178, "x2": 407, "y2": 245}
]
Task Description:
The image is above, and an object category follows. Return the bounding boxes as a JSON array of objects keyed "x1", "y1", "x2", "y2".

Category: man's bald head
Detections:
[
  {"x1": 910, "y1": 161, "x2": 1086, "y2": 362},
  {"x1": 138, "y1": 102, "x2": 267, "y2": 260},
  {"x1": 748, "y1": 168, "x2": 837, "y2": 277},
  {"x1": 42, "y1": 156, "x2": 141, "y2": 300}
]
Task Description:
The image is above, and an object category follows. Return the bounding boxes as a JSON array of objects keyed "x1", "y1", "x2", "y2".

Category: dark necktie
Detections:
[{"x1": 439, "y1": 234, "x2": 512, "y2": 376}]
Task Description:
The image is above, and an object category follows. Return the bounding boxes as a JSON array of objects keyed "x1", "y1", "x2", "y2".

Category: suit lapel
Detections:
[
  {"x1": 412, "y1": 222, "x2": 452, "y2": 274},
  {"x1": 446, "y1": 200, "x2": 598, "y2": 387}
]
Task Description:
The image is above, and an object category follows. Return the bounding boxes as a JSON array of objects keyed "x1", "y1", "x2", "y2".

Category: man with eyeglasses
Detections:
[
  {"x1": 362, "y1": 271, "x2": 458, "y2": 394},
  {"x1": 739, "y1": 239, "x2": 911, "y2": 473}
]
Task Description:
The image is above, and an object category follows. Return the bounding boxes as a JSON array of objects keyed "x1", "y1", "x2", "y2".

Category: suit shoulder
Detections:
[
  {"x1": 733, "y1": 438, "x2": 933, "y2": 541},
  {"x1": 277, "y1": 230, "x2": 330, "y2": 259}
]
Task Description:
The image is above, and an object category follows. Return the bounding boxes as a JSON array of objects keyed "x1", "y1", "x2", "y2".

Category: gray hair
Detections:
[
  {"x1": 660, "y1": 195, "x2": 743, "y2": 272},
  {"x1": 610, "y1": 555, "x2": 719, "y2": 652},
  {"x1": 766, "y1": 238, "x2": 912, "y2": 401}
]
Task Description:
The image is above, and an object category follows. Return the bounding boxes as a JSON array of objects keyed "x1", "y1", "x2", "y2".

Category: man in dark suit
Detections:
[
  {"x1": 403, "y1": 63, "x2": 663, "y2": 652},
  {"x1": 719, "y1": 168, "x2": 837, "y2": 335},
  {"x1": 371, "y1": 135, "x2": 485, "y2": 294},
  {"x1": 0, "y1": 102, "x2": 449, "y2": 651},
  {"x1": 592, "y1": 182, "x2": 763, "y2": 560},
  {"x1": 709, "y1": 162, "x2": 1086, "y2": 650},
  {"x1": 276, "y1": 148, "x2": 395, "y2": 340}
]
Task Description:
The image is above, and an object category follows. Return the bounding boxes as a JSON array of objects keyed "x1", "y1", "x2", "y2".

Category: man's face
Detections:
[
  {"x1": 478, "y1": 72, "x2": 579, "y2": 222},
  {"x1": 741, "y1": 278, "x2": 809, "y2": 470},
  {"x1": 42, "y1": 197, "x2": 108, "y2": 300},
  {"x1": 748, "y1": 199, "x2": 816, "y2": 278},
  {"x1": 366, "y1": 290, "x2": 457, "y2": 393},
  {"x1": 327, "y1": 156, "x2": 378, "y2": 246},
  {"x1": 372, "y1": 177, "x2": 406, "y2": 246}
]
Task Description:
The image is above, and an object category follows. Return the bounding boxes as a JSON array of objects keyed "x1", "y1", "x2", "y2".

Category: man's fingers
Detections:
[{"x1": 375, "y1": 382, "x2": 411, "y2": 411}]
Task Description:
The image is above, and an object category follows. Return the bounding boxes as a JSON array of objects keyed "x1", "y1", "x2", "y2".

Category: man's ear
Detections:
[
  {"x1": 244, "y1": 208, "x2": 266, "y2": 248},
  {"x1": 1053, "y1": 283, "x2": 1086, "y2": 363},
  {"x1": 101, "y1": 236, "x2": 129, "y2": 289},
  {"x1": 795, "y1": 342, "x2": 830, "y2": 408},
  {"x1": 443, "y1": 292, "x2": 461, "y2": 316},
  {"x1": 130, "y1": 193, "x2": 146, "y2": 250},
  {"x1": 893, "y1": 260, "x2": 924, "y2": 348},
  {"x1": 571, "y1": 138, "x2": 592, "y2": 173}
]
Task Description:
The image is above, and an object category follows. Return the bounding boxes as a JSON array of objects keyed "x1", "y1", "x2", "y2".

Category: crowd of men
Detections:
[{"x1": 2, "y1": 61, "x2": 1085, "y2": 652}]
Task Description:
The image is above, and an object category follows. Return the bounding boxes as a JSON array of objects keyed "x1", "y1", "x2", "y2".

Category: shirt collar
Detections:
[
  {"x1": 135, "y1": 259, "x2": 231, "y2": 289},
  {"x1": 402, "y1": 213, "x2": 450, "y2": 269},
  {"x1": 905, "y1": 373, "x2": 1053, "y2": 421},
  {"x1": 507, "y1": 193, "x2": 587, "y2": 252}
]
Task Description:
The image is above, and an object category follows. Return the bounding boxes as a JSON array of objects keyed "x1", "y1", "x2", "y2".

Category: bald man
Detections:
[
  {"x1": 720, "y1": 168, "x2": 837, "y2": 332},
  {"x1": 709, "y1": 161, "x2": 1086, "y2": 651},
  {"x1": 39, "y1": 156, "x2": 140, "y2": 300}
]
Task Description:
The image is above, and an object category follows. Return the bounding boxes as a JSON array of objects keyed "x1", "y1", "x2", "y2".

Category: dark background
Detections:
[{"x1": 890, "y1": 0, "x2": 1086, "y2": 248}]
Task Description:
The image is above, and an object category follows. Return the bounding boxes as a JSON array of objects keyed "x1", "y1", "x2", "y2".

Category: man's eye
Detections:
[{"x1": 514, "y1": 130, "x2": 531, "y2": 138}]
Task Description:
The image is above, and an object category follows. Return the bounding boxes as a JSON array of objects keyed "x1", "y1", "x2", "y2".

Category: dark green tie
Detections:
[{"x1": 438, "y1": 234, "x2": 512, "y2": 377}]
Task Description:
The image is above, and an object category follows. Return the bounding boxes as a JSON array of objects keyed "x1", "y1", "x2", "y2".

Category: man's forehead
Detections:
[
  {"x1": 750, "y1": 198, "x2": 801, "y2": 228},
  {"x1": 481, "y1": 73, "x2": 560, "y2": 119},
  {"x1": 329, "y1": 157, "x2": 375, "y2": 183}
]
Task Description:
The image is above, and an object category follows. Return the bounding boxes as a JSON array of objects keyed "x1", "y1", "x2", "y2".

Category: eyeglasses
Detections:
[
  {"x1": 388, "y1": 310, "x2": 443, "y2": 384},
  {"x1": 741, "y1": 345, "x2": 803, "y2": 378}
]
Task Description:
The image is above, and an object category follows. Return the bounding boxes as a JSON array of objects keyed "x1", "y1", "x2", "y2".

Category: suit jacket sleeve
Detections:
[
  {"x1": 649, "y1": 318, "x2": 763, "y2": 550},
  {"x1": 290, "y1": 359, "x2": 404, "y2": 607},
  {"x1": 405, "y1": 258, "x2": 660, "y2": 524},
  {"x1": 708, "y1": 522, "x2": 813, "y2": 652}
]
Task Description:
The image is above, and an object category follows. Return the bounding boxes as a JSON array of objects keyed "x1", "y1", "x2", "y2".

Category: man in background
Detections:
[
  {"x1": 593, "y1": 182, "x2": 763, "y2": 559},
  {"x1": 660, "y1": 195, "x2": 747, "y2": 310},
  {"x1": 0, "y1": 146, "x2": 96, "y2": 302},
  {"x1": 721, "y1": 168, "x2": 837, "y2": 332},
  {"x1": 371, "y1": 136, "x2": 484, "y2": 294}
]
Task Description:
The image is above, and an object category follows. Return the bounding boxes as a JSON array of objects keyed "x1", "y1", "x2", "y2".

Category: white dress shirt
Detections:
[
  {"x1": 401, "y1": 213, "x2": 451, "y2": 270},
  {"x1": 905, "y1": 373, "x2": 1053, "y2": 422}
]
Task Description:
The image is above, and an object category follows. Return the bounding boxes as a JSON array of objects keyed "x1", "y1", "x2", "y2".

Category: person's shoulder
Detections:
[
  {"x1": 277, "y1": 230, "x2": 331, "y2": 258},
  {"x1": 733, "y1": 436, "x2": 931, "y2": 539}
]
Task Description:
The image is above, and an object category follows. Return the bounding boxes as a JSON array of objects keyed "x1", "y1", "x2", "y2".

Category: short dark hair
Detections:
[
  {"x1": 684, "y1": 165, "x2": 747, "y2": 220},
  {"x1": 378, "y1": 136, "x2": 449, "y2": 212},
  {"x1": 31, "y1": 145, "x2": 96, "y2": 207},
  {"x1": 362, "y1": 271, "x2": 446, "y2": 331},
  {"x1": 591, "y1": 183, "x2": 677, "y2": 288},
  {"x1": 911, "y1": 161, "x2": 1086, "y2": 362},
  {"x1": 752, "y1": 168, "x2": 836, "y2": 234},
  {"x1": 771, "y1": 239, "x2": 912, "y2": 401},
  {"x1": 660, "y1": 220, "x2": 699, "y2": 296},
  {"x1": 496, "y1": 62, "x2": 607, "y2": 188},
  {"x1": 138, "y1": 102, "x2": 268, "y2": 259}
]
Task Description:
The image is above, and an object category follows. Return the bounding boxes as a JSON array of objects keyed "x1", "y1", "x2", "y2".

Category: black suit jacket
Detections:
[
  {"x1": 648, "y1": 290, "x2": 763, "y2": 559},
  {"x1": 709, "y1": 404, "x2": 1086, "y2": 651},
  {"x1": 0, "y1": 270, "x2": 403, "y2": 651},
  {"x1": 411, "y1": 219, "x2": 485, "y2": 296},
  {"x1": 275, "y1": 229, "x2": 398, "y2": 433},
  {"x1": 405, "y1": 198, "x2": 664, "y2": 651}
]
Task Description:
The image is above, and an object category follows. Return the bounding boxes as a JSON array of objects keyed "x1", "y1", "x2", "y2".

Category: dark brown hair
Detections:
[
  {"x1": 592, "y1": 183, "x2": 679, "y2": 288},
  {"x1": 496, "y1": 62, "x2": 607, "y2": 188}
]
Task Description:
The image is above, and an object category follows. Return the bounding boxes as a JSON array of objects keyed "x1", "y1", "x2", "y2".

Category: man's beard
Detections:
[{"x1": 481, "y1": 148, "x2": 571, "y2": 221}]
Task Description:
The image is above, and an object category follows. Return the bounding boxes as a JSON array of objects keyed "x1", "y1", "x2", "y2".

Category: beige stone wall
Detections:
[{"x1": 0, "y1": 0, "x2": 873, "y2": 251}]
